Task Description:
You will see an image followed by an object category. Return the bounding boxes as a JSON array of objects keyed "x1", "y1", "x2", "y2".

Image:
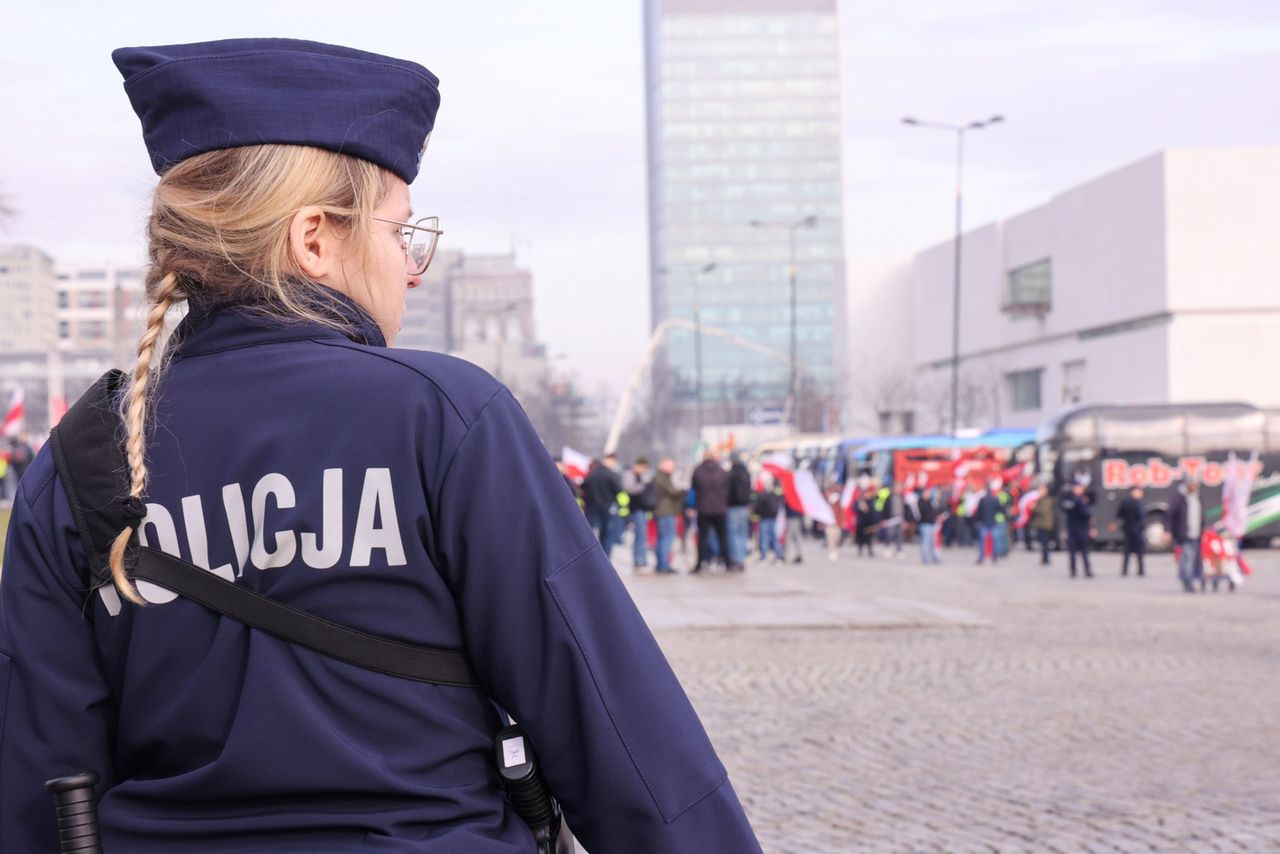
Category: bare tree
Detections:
[
  {"x1": 846, "y1": 357, "x2": 916, "y2": 434},
  {"x1": 614, "y1": 365, "x2": 683, "y2": 462},
  {"x1": 915, "y1": 365, "x2": 998, "y2": 433}
]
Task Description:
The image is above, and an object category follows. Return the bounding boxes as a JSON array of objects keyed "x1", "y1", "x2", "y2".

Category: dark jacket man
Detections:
[
  {"x1": 1117, "y1": 492, "x2": 1145, "y2": 538},
  {"x1": 1059, "y1": 488, "x2": 1093, "y2": 544},
  {"x1": 691, "y1": 456, "x2": 731, "y2": 571},
  {"x1": 752, "y1": 488, "x2": 781, "y2": 519},
  {"x1": 916, "y1": 491, "x2": 939, "y2": 524},
  {"x1": 582, "y1": 460, "x2": 623, "y2": 517},
  {"x1": 692, "y1": 459, "x2": 730, "y2": 516},
  {"x1": 1167, "y1": 487, "x2": 1205, "y2": 543},
  {"x1": 975, "y1": 492, "x2": 1001, "y2": 527}
]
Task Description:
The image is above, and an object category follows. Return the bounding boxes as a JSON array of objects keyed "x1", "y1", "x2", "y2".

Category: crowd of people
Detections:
[
  {"x1": 0, "y1": 436, "x2": 36, "y2": 504},
  {"x1": 563, "y1": 450, "x2": 783, "y2": 574},
  {"x1": 557, "y1": 451, "x2": 1245, "y2": 593}
]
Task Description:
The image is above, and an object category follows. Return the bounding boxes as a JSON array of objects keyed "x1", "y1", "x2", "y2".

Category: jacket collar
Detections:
[{"x1": 172, "y1": 285, "x2": 386, "y2": 358}]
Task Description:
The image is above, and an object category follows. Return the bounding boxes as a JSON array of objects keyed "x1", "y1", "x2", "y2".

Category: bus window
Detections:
[
  {"x1": 1098, "y1": 415, "x2": 1184, "y2": 456},
  {"x1": 1185, "y1": 412, "x2": 1265, "y2": 454},
  {"x1": 1062, "y1": 447, "x2": 1095, "y2": 464},
  {"x1": 1063, "y1": 417, "x2": 1096, "y2": 445}
]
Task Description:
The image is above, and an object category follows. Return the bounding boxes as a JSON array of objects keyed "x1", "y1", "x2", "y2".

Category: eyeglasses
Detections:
[{"x1": 373, "y1": 215, "x2": 442, "y2": 275}]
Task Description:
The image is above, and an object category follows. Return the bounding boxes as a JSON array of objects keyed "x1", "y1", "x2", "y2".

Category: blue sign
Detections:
[{"x1": 747, "y1": 406, "x2": 786, "y2": 426}]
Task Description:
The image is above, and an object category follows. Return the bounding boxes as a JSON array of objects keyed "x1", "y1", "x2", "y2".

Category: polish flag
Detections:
[
  {"x1": 2, "y1": 386, "x2": 23, "y2": 437},
  {"x1": 560, "y1": 446, "x2": 591, "y2": 482},
  {"x1": 1015, "y1": 491, "x2": 1038, "y2": 529},
  {"x1": 1220, "y1": 450, "x2": 1257, "y2": 540},
  {"x1": 839, "y1": 478, "x2": 857, "y2": 513},
  {"x1": 762, "y1": 460, "x2": 836, "y2": 526}
]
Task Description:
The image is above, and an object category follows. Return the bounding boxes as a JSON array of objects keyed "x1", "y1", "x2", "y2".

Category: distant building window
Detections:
[
  {"x1": 80, "y1": 320, "x2": 108, "y2": 341},
  {"x1": 77, "y1": 270, "x2": 108, "y2": 281},
  {"x1": 1062, "y1": 359, "x2": 1086, "y2": 405},
  {"x1": 77, "y1": 291, "x2": 108, "y2": 309},
  {"x1": 1007, "y1": 368, "x2": 1043, "y2": 412},
  {"x1": 58, "y1": 291, "x2": 70, "y2": 308},
  {"x1": 58, "y1": 320, "x2": 70, "y2": 338},
  {"x1": 1005, "y1": 259, "x2": 1051, "y2": 316}
]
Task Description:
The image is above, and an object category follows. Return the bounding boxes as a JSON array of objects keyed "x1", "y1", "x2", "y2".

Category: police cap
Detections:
[{"x1": 112, "y1": 38, "x2": 440, "y2": 184}]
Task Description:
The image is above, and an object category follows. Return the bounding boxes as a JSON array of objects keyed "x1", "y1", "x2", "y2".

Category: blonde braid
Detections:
[{"x1": 107, "y1": 272, "x2": 182, "y2": 605}]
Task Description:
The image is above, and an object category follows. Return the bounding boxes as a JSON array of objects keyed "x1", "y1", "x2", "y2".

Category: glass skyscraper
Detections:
[{"x1": 643, "y1": 0, "x2": 846, "y2": 429}]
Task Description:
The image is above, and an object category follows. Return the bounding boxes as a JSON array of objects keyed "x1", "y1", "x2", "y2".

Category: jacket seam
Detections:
[
  {"x1": 11, "y1": 478, "x2": 87, "y2": 603},
  {"x1": 545, "y1": 549, "x2": 728, "y2": 823},
  {"x1": 25, "y1": 464, "x2": 57, "y2": 505},
  {"x1": 434, "y1": 387, "x2": 508, "y2": 497},
  {"x1": 172, "y1": 335, "x2": 488, "y2": 428}
]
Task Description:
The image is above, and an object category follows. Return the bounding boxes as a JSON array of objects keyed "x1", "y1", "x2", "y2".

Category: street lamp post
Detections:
[
  {"x1": 749, "y1": 214, "x2": 817, "y2": 433},
  {"x1": 657, "y1": 262, "x2": 716, "y2": 440},
  {"x1": 902, "y1": 114, "x2": 1003, "y2": 436}
]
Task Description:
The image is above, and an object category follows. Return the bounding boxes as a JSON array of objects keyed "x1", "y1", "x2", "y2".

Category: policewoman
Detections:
[{"x1": 0, "y1": 39, "x2": 760, "y2": 852}]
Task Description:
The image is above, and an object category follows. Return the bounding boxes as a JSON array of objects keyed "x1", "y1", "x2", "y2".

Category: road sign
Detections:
[{"x1": 747, "y1": 406, "x2": 786, "y2": 426}]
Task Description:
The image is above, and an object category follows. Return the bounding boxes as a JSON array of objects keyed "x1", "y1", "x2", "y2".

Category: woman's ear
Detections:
[{"x1": 289, "y1": 206, "x2": 343, "y2": 282}]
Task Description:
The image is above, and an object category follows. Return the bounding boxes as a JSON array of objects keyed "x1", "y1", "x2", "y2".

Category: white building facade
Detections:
[
  {"x1": 55, "y1": 265, "x2": 148, "y2": 408},
  {"x1": 0, "y1": 246, "x2": 58, "y2": 434},
  {"x1": 908, "y1": 147, "x2": 1280, "y2": 432}
]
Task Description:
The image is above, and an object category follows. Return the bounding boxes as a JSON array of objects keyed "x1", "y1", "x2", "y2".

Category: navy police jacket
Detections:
[{"x1": 0, "y1": 291, "x2": 760, "y2": 852}]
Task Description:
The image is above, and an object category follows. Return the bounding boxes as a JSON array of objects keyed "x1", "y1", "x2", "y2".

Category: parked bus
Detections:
[
  {"x1": 842, "y1": 429, "x2": 1035, "y2": 489},
  {"x1": 746, "y1": 434, "x2": 840, "y2": 473},
  {"x1": 1034, "y1": 402, "x2": 1280, "y2": 549}
]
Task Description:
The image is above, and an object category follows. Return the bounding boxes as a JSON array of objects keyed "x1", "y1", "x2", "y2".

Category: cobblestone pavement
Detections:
[{"x1": 635, "y1": 543, "x2": 1280, "y2": 852}]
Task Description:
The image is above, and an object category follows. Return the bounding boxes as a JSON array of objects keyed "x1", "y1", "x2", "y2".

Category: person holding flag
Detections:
[{"x1": 1, "y1": 385, "x2": 24, "y2": 439}]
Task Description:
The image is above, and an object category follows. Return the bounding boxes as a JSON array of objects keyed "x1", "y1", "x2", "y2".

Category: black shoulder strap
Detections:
[
  {"x1": 131, "y1": 547, "x2": 478, "y2": 687},
  {"x1": 49, "y1": 370, "x2": 131, "y2": 591},
  {"x1": 50, "y1": 370, "x2": 480, "y2": 689}
]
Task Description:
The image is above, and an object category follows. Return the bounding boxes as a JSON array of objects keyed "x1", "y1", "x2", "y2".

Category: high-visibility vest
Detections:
[{"x1": 996, "y1": 491, "x2": 1010, "y2": 523}]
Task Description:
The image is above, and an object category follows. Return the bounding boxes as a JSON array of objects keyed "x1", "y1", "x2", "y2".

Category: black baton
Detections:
[
  {"x1": 495, "y1": 725, "x2": 571, "y2": 854},
  {"x1": 45, "y1": 772, "x2": 104, "y2": 854}
]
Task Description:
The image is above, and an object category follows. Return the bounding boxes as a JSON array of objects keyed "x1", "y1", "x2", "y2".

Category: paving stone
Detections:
[{"x1": 621, "y1": 543, "x2": 1280, "y2": 851}]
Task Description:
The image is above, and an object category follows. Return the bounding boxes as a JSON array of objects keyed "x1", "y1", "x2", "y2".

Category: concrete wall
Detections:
[
  {"x1": 1164, "y1": 147, "x2": 1280, "y2": 312},
  {"x1": 915, "y1": 153, "x2": 1170, "y2": 367},
  {"x1": 908, "y1": 148, "x2": 1280, "y2": 431},
  {"x1": 1163, "y1": 147, "x2": 1280, "y2": 406}
]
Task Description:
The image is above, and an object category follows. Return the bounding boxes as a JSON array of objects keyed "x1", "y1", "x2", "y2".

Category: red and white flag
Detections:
[
  {"x1": 1220, "y1": 450, "x2": 1257, "y2": 540},
  {"x1": 2, "y1": 386, "x2": 24, "y2": 438},
  {"x1": 560, "y1": 446, "x2": 591, "y2": 482},
  {"x1": 762, "y1": 460, "x2": 836, "y2": 526},
  {"x1": 839, "y1": 478, "x2": 857, "y2": 513}
]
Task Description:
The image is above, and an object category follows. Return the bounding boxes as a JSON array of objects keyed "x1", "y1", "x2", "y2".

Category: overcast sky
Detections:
[{"x1": 3, "y1": 0, "x2": 1278, "y2": 393}]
